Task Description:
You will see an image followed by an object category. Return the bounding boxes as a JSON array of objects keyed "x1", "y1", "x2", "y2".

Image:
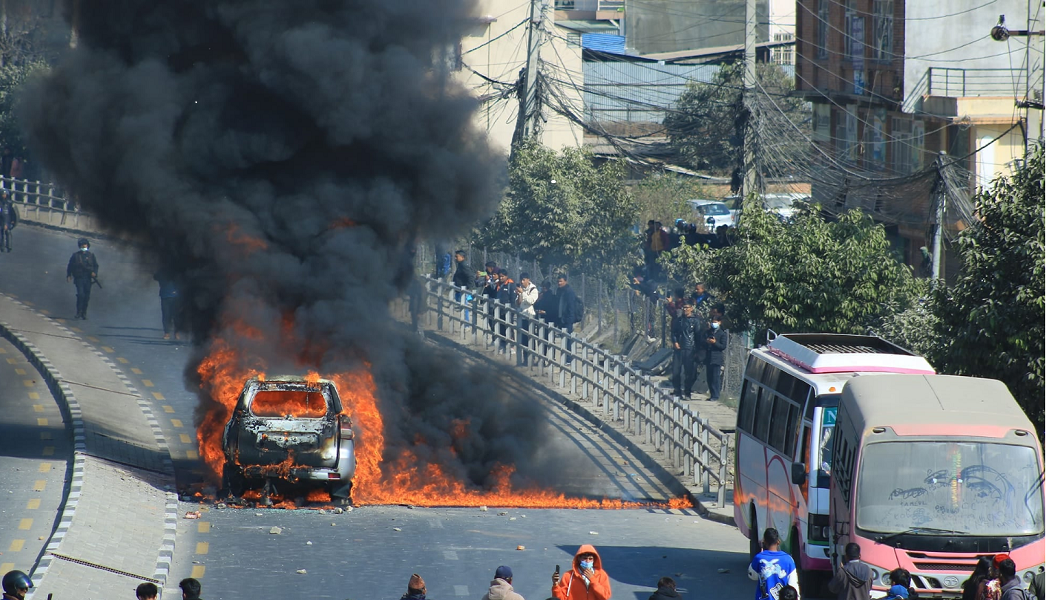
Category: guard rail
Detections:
[
  {"x1": 1, "y1": 176, "x2": 101, "y2": 231},
  {"x1": 420, "y1": 276, "x2": 731, "y2": 506}
]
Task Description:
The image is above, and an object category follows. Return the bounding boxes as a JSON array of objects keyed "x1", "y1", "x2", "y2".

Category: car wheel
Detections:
[
  {"x1": 330, "y1": 479, "x2": 352, "y2": 505},
  {"x1": 222, "y1": 463, "x2": 245, "y2": 499}
]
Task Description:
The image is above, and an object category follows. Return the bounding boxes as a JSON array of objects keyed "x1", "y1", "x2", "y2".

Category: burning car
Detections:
[{"x1": 221, "y1": 376, "x2": 355, "y2": 505}]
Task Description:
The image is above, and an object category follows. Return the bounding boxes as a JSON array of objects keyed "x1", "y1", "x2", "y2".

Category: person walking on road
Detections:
[
  {"x1": 551, "y1": 544, "x2": 612, "y2": 600},
  {"x1": 671, "y1": 301, "x2": 703, "y2": 400},
  {"x1": 704, "y1": 304, "x2": 728, "y2": 401},
  {"x1": 136, "y1": 582, "x2": 159, "y2": 599},
  {"x1": 0, "y1": 190, "x2": 17, "y2": 252},
  {"x1": 648, "y1": 576, "x2": 682, "y2": 600},
  {"x1": 179, "y1": 578, "x2": 203, "y2": 600},
  {"x1": 483, "y1": 566, "x2": 525, "y2": 600},
  {"x1": 749, "y1": 527, "x2": 801, "y2": 600},
  {"x1": 827, "y1": 542, "x2": 873, "y2": 600},
  {"x1": 154, "y1": 268, "x2": 182, "y2": 340},
  {"x1": 402, "y1": 574, "x2": 430, "y2": 600},
  {"x1": 1, "y1": 570, "x2": 32, "y2": 600},
  {"x1": 66, "y1": 237, "x2": 99, "y2": 320}
]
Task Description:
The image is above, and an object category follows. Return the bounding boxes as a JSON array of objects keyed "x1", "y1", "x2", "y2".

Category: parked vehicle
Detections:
[
  {"x1": 733, "y1": 333, "x2": 936, "y2": 590},
  {"x1": 830, "y1": 374, "x2": 1044, "y2": 598},
  {"x1": 221, "y1": 376, "x2": 356, "y2": 505},
  {"x1": 687, "y1": 199, "x2": 735, "y2": 228}
]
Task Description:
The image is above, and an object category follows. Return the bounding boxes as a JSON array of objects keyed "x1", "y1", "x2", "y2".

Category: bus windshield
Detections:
[
  {"x1": 856, "y1": 441, "x2": 1044, "y2": 536},
  {"x1": 816, "y1": 396, "x2": 839, "y2": 488}
]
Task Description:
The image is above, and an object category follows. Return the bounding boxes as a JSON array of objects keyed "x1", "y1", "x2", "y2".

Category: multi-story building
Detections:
[
  {"x1": 795, "y1": 0, "x2": 1042, "y2": 265},
  {"x1": 459, "y1": 0, "x2": 585, "y2": 153}
]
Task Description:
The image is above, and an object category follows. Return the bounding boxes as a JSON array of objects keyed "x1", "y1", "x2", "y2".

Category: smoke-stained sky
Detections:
[{"x1": 18, "y1": 0, "x2": 584, "y2": 494}]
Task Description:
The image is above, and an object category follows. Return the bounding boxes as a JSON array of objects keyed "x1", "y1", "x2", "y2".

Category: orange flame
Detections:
[
  {"x1": 196, "y1": 333, "x2": 692, "y2": 510},
  {"x1": 222, "y1": 223, "x2": 268, "y2": 255}
]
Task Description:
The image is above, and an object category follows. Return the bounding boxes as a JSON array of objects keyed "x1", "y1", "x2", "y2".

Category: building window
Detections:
[
  {"x1": 773, "y1": 32, "x2": 794, "y2": 65},
  {"x1": 891, "y1": 117, "x2": 912, "y2": 174},
  {"x1": 837, "y1": 105, "x2": 858, "y2": 164},
  {"x1": 566, "y1": 31, "x2": 582, "y2": 48},
  {"x1": 812, "y1": 103, "x2": 831, "y2": 142},
  {"x1": 865, "y1": 112, "x2": 886, "y2": 170},
  {"x1": 873, "y1": 0, "x2": 893, "y2": 61},
  {"x1": 844, "y1": 0, "x2": 857, "y2": 60},
  {"x1": 817, "y1": 0, "x2": 829, "y2": 59},
  {"x1": 912, "y1": 121, "x2": 925, "y2": 172}
]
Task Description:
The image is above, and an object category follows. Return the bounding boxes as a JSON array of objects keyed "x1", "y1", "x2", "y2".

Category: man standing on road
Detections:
[
  {"x1": 136, "y1": 582, "x2": 159, "y2": 600},
  {"x1": 154, "y1": 267, "x2": 182, "y2": 340},
  {"x1": 704, "y1": 304, "x2": 729, "y2": 401},
  {"x1": 484, "y1": 566, "x2": 525, "y2": 600},
  {"x1": 671, "y1": 301, "x2": 703, "y2": 400},
  {"x1": 66, "y1": 237, "x2": 99, "y2": 320},
  {"x1": 1, "y1": 570, "x2": 31, "y2": 600},
  {"x1": 552, "y1": 545, "x2": 611, "y2": 600},
  {"x1": 0, "y1": 190, "x2": 17, "y2": 252},
  {"x1": 648, "y1": 576, "x2": 682, "y2": 600},
  {"x1": 827, "y1": 542, "x2": 872, "y2": 600},
  {"x1": 556, "y1": 274, "x2": 578, "y2": 365},
  {"x1": 996, "y1": 559, "x2": 1029, "y2": 600},
  {"x1": 748, "y1": 527, "x2": 801, "y2": 600},
  {"x1": 179, "y1": 578, "x2": 204, "y2": 600},
  {"x1": 402, "y1": 574, "x2": 430, "y2": 600}
]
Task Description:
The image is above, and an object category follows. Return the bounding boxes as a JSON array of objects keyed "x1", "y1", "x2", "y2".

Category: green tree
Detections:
[
  {"x1": 473, "y1": 141, "x2": 639, "y2": 280},
  {"x1": 631, "y1": 172, "x2": 704, "y2": 230},
  {"x1": 664, "y1": 62, "x2": 808, "y2": 176},
  {"x1": 2, "y1": 58, "x2": 49, "y2": 155},
  {"x1": 666, "y1": 197, "x2": 922, "y2": 337},
  {"x1": 931, "y1": 144, "x2": 1044, "y2": 431}
]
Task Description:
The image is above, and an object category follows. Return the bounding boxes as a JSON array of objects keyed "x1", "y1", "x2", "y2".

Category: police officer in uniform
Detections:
[
  {"x1": 66, "y1": 238, "x2": 99, "y2": 319},
  {"x1": 1, "y1": 570, "x2": 32, "y2": 600}
]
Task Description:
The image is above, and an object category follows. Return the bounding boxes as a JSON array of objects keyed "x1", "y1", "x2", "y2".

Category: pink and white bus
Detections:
[
  {"x1": 830, "y1": 374, "x2": 1044, "y2": 598},
  {"x1": 733, "y1": 333, "x2": 936, "y2": 588}
]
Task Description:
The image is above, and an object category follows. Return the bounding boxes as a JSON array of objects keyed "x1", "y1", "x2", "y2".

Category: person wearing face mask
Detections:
[
  {"x1": 66, "y1": 237, "x2": 99, "y2": 320},
  {"x1": 551, "y1": 545, "x2": 611, "y2": 600},
  {"x1": 703, "y1": 303, "x2": 728, "y2": 401}
]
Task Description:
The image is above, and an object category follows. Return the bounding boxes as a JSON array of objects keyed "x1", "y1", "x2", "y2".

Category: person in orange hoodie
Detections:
[{"x1": 551, "y1": 545, "x2": 612, "y2": 600}]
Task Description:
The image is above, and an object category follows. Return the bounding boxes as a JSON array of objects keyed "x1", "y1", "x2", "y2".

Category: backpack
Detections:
[{"x1": 572, "y1": 295, "x2": 584, "y2": 323}]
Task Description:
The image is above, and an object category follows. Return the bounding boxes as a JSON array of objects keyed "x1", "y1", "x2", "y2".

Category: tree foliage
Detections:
[
  {"x1": 931, "y1": 144, "x2": 1045, "y2": 431},
  {"x1": 666, "y1": 197, "x2": 922, "y2": 338},
  {"x1": 631, "y1": 172, "x2": 704, "y2": 230},
  {"x1": 664, "y1": 62, "x2": 808, "y2": 176},
  {"x1": 473, "y1": 141, "x2": 639, "y2": 281},
  {"x1": 2, "y1": 58, "x2": 49, "y2": 156}
]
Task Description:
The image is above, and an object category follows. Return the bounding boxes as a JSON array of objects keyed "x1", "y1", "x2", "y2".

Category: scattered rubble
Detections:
[{"x1": 269, "y1": 526, "x2": 282, "y2": 534}]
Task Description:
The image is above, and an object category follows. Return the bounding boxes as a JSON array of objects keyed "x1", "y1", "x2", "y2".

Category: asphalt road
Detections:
[{"x1": 1, "y1": 224, "x2": 761, "y2": 600}]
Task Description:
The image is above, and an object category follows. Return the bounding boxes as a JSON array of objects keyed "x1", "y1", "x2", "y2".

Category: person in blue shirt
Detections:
[
  {"x1": 748, "y1": 527, "x2": 801, "y2": 600},
  {"x1": 884, "y1": 568, "x2": 915, "y2": 599}
]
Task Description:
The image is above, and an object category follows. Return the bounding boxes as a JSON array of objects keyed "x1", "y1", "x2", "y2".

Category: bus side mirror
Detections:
[{"x1": 791, "y1": 462, "x2": 807, "y2": 486}]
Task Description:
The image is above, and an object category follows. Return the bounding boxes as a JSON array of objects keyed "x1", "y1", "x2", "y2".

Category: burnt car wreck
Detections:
[{"x1": 221, "y1": 377, "x2": 356, "y2": 505}]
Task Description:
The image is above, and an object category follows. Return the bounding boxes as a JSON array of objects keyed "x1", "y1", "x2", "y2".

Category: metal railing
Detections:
[
  {"x1": 418, "y1": 275, "x2": 731, "y2": 506},
  {"x1": 0, "y1": 176, "x2": 98, "y2": 230},
  {"x1": 928, "y1": 67, "x2": 1024, "y2": 98}
]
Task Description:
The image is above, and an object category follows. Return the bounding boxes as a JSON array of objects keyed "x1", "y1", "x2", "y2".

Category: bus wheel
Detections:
[{"x1": 748, "y1": 506, "x2": 759, "y2": 561}]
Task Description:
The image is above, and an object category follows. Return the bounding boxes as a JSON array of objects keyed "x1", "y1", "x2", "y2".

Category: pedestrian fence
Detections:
[
  {"x1": 1, "y1": 175, "x2": 99, "y2": 231},
  {"x1": 415, "y1": 275, "x2": 732, "y2": 506}
]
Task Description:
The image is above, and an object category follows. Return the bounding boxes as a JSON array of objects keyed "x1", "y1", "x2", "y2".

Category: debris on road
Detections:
[
  {"x1": 334, "y1": 507, "x2": 344, "y2": 514},
  {"x1": 306, "y1": 541, "x2": 313, "y2": 545},
  {"x1": 717, "y1": 568, "x2": 729, "y2": 574},
  {"x1": 269, "y1": 526, "x2": 282, "y2": 534},
  {"x1": 516, "y1": 545, "x2": 526, "y2": 551},
  {"x1": 589, "y1": 531, "x2": 599, "y2": 535},
  {"x1": 393, "y1": 527, "x2": 402, "y2": 531},
  {"x1": 184, "y1": 511, "x2": 202, "y2": 519},
  {"x1": 480, "y1": 506, "x2": 488, "y2": 511},
  {"x1": 296, "y1": 569, "x2": 307, "y2": 574}
]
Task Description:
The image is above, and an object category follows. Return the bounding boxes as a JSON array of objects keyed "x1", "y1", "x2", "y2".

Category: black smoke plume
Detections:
[{"x1": 21, "y1": 0, "x2": 589, "y2": 497}]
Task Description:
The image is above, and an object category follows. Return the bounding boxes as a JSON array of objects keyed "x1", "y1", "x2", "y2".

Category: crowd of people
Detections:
[
  {"x1": 443, "y1": 248, "x2": 582, "y2": 366},
  {"x1": 642, "y1": 219, "x2": 732, "y2": 282},
  {"x1": 748, "y1": 527, "x2": 1045, "y2": 600},
  {"x1": 1, "y1": 571, "x2": 205, "y2": 600}
]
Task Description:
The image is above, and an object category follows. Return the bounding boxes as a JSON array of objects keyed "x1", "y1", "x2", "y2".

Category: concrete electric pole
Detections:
[
  {"x1": 741, "y1": 0, "x2": 758, "y2": 200},
  {"x1": 519, "y1": 0, "x2": 546, "y2": 144}
]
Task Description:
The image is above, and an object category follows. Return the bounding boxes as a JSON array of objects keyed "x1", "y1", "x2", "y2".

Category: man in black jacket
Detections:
[
  {"x1": 0, "y1": 190, "x2": 17, "y2": 252},
  {"x1": 671, "y1": 301, "x2": 703, "y2": 400},
  {"x1": 452, "y1": 250, "x2": 476, "y2": 322},
  {"x1": 66, "y1": 238, "x2": 99, "y2": 320},
  {"x1": 556, "y1": 274, "x2": 577, "y2": 365},
  {"x1": 828, "y1": 543, "x2": 872, "y2": 600},
  {"x1": 704, "y1": 303, "x2": 729, "y2": 401}
]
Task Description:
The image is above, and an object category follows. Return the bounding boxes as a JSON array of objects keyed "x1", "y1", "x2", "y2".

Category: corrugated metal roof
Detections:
[
  {"x1": 582, "y1": 61, "x2": 720, "y2": 124},
  {"x1": 582, "y1": 33, "x2": 626, "y2": 55}
]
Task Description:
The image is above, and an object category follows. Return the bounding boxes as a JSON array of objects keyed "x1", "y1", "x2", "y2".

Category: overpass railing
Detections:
[
  {"x1": 1, "y1": 176, "x2": 102, "y2": 231},
  {"x1": 419, "y1": 275, "x2": 731, "y2": 506}
]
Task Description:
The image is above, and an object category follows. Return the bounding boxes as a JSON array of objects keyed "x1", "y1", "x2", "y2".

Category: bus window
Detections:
[
  {"x1": 761, "y1": 365, "x2": 780, "y2": 391},
  {"x1": 745, "y1": 355, "x2": 763, "y2": 383},
  {"x1": 776, "y1": 372, "x2": 797, "y2": 398},
  {"x1": 769, "y1": 395, "x2": 791, "y2": 452},
  {"x1": 786, "y1": 403, "x2": 801, "y2": 457},
  {"x1": 738, "y1": 381, "x2": 759, "y2": 432},
  {"x1": 817, "y1": 406, "x2": 837, "y2": 488},
  {"x1": 754, "y1": 391, "x2": 773, "y2": 441}
]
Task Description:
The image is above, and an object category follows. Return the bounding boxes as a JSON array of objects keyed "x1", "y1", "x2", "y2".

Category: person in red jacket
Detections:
[{"x1": 551, "y1": 545, "x2": 612, "y2": 600}]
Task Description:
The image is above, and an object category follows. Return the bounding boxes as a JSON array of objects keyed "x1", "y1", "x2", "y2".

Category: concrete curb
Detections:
[{"x1": 0, "y1": 294, "x2": 179, "y2": 588}]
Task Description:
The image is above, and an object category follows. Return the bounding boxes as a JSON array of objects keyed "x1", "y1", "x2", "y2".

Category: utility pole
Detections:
[
  {"x1": 931, "y1": 152, "x2": 948, "y2": 285},
  {"x1": 519, "y1": 0, "x2": 546, "y2": 144},
  {"x1": 741, "y1": 0, "x2": 758, "y2": 200}
]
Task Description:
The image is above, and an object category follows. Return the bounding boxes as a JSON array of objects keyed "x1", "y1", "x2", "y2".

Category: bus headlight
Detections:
[
  {"x1": 1023, "y1": 570, "x2": 1034, "y2": 584},
  {"x1": 808, "y1": 514, "x2": 829, "y2": 542},
  {"x1": 880, "y1": 571, "x2": 892, "y2": 586}
]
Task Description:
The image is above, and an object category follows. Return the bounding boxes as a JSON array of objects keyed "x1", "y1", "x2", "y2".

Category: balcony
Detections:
[
  {"x1": 555, "y1": 0, "x2": 624, "y2": 17},
  {"x1": 914, "y1": 67, "x2": 1036, "y2": 119}
]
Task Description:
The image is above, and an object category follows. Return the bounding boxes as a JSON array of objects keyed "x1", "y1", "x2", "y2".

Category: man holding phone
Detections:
[{"x1": 551, "y1": 545, "x2": 611, "y2": 600}]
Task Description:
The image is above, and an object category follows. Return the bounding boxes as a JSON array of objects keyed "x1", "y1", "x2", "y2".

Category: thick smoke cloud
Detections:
[{"x1": 21, "y1": 1, "x2": 584, "y2": 495}]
